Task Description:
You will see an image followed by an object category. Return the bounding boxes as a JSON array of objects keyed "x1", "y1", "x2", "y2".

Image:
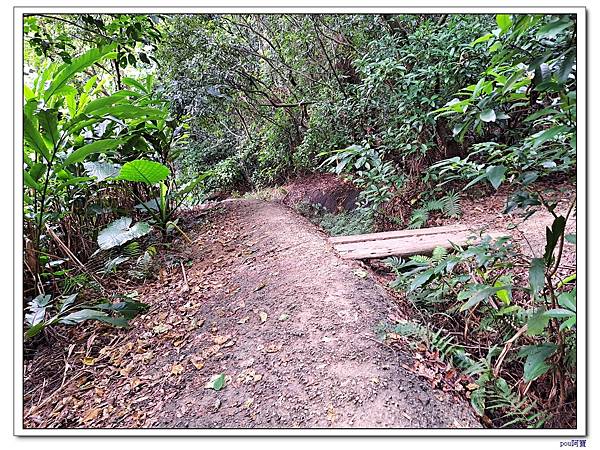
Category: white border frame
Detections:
[{"x1": 13, "y1": 4, "x2": 587, "y2": 437}]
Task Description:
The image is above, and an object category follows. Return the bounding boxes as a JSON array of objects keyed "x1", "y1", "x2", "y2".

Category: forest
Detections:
[{"x1": 21, "y1": 13, "x2": 577, "y2": 430}]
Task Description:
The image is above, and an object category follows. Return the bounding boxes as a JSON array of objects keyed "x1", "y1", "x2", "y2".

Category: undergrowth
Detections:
[
  {"x1": 382, "y1": 228, "x2": 576, "y2": 428},
  {"x1": 294, "y1": 202, "x2": 374, "y2": 236}
]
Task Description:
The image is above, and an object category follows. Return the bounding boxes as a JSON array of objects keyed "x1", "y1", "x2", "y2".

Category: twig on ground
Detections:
[{"x1": 493, "y1": 324, "x2": 528, "y2": 377}]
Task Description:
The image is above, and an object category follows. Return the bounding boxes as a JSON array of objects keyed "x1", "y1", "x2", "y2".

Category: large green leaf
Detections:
[
  {"x1": 471, "y1": 33, "x2": 494, "y2": 46},
  {"x1": 557, "y1": 50, "x2": 576, "y2": 83},
  {"x1": 97, "y1": 217, "x2": 151, "y2": 250},
  {"x1": 544, "y1": 216, "x2": 567, "y2": 264},
  {"x1": 518, "y1": 344, "x2": 557, "y2": 382},
  {"x1": 479, "y1": 109, "x2": 497, "y2": 123},
  {"x1": 89, "y1": 105, "x2": 166, "y2": 120},
  {"x1": 23, "y1": 170, "x2": 40, "y2": 191},
  {"x1": 37, "y1": 109, "x2": 60, "y2": 146},
  {"x1": 528, "y1": 258, "x2": 545, "y2": 296},
  {"x1": 530, "y1": 125, "x2": 569, "y2": 148},
  {"x1": 494, "y1": 277, "x2": 512, "y2": 305},
  {"x1": 537, "y1": 18, "x2": 572, "y2": 38},
  {"x1": 117, "y1": 159, "x2": 170, "y2": 184},
  {"x1": 24, "y1": 294, "x2": 51, "y2": 327},
  {"x1": 58, "y1": 309, "x2": 128, "y2": 327},
  {"x1": 83, "y1": 161, "x2": 121, "y2": 181},
  {"x1": 44, "y1": 44, "x2": 117, "y2": 101},
  {"x1": 63, "y1": 138, "x2": 125, "y2": 166},
  {"x1": 83, "y1": 92, "x2": 132, "y2": 115},
  {"x1": 122, "y1": 77, "x2": 150, "y2": 94},
  {"x1": 496, "y1": 14, "x2": 512, "y2": 34},
  {"x1": 95, "y1": 300, "x2": 149, "y2": 319},
  {"x1": 544, "y1": 308, "x2": 575, "y2": 319},
  {"x1": 24, "y1": 115, "x2": 51, "y2": 162},
  {"x1": 527, "y1": 307, "x2": 549, "y2": 336},
  {"x1": 558, "y1": 288, "x2": 576, "y2": 311},
  {"x1": 409, "y1": 268, "x2": 434, "y2": 291},
  {"x1": 486, "y1": 165, "x2": 506, "y2": 190},
  {"x1": 459, "y1": 284, "x2": 509, "y2": 311}
]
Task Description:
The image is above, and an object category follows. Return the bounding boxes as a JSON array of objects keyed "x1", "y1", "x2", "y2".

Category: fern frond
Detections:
[
  {"x1": 429, "y1": 329, "x2": 459, "y2": 360},
  {"x1": 123, "y1": 241, "x2": 142, "y2": 257},
  {"x1": 486, "y1": 379, "x2": 545, "y2": 428},
  {"x1": 425, "y1": 199, "x2": 445, "y2": 212},
  {"x1": 408, "y1": 208, "x2": 428, "y2": 229},
  {"x1": 410, "y1": 254, "x2": 431, "y2": 264},
  {"x1": 431, "y1": 246, "x2": 448, "y2": 262},
  {"x1": 442, "y1": 191, "x2": 462, "y2": 218},
  {"x1": 383, "y1": 256, "x2": 407, "y2": 272}
]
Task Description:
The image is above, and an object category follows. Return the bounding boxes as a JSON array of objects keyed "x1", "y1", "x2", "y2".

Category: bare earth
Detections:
[{"x1": 24, "y1": 199, "x2": 480, "y2": 429}]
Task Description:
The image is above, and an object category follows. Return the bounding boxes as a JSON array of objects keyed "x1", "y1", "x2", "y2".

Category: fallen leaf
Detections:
[
  {"x1": 238, "y1": 316, "x2": 250, "y2": 324},
  {"x1": 82, "y1": 356, "x2": 95, "y2": 366},
  {"x1": 353, "y1": 269, "x2": 368, "y2": 278},
  {"x1": 119, "y1": 365, "x2": 133, "y2": 377},
  {"x1": 370, "y1": 377, "x2": 380, "y2": 384},
  {"x1": 213, "y1": 335, "x2": 231, "y2": 345},
  {"x1": 237, "y1": 368, "x2": 263, "y2": 383},
  {"x1": 153, "y1": 323, "x2": 170, "y2": 334},
  {"x1": 243, "y1": 398, "x2": 254, "y2": 409},
  {"x1": 466, "y1": 383, "x2": 480, "y2": 391},
  {"x1": 200, "y1": 345, "x2": 221, "y2": 360},
  {"x1": 265, "y1": 343, "x2": 283, "y2": 353},
  {"x1": 254, "y1": 282, "x2": 266, "y2": 292},
  {"x1": 278, "y1": 313, "x2": 290, "y2": 321},
  {"x1": 222, "y1": 339, "x2": 235, "y2": 348},
  {"x1": 259, "y1": 312, "x2": 268, "y2": 323},
  {"x1": 205, "y1": 373, "x2": 226, "y2": 391},
  {"x1": 170, "y1": 363, "x2": 184, "y2": 376},
  {"x1": 82, "y1": 407, "x2": 101, "y2": 423},
  {"x1": 190, "y1": 357, "x2": 205, "y2": 370},
  {"x1": 326, "y1": 404, "x2": 337, "y2": 422}
]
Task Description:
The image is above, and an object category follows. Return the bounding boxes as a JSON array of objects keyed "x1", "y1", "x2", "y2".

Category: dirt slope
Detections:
[{"x1": 24, "y1": 199, "x2": 479, "y2": 429}]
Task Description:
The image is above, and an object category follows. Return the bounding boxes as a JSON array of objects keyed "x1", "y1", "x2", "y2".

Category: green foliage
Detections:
[
  {"x1": 295, "y1": 202, "x2": 374, "y2": 236},
  {"x1": 96, "y1": 217, "x2": 151, "y2": 251},
  {"x1": 25, "y1": 292, "x2": 148, "y2": 339},
  {"x1": 157, "y1": 14, "x2": 491, "y2": 196},
  {"x1": 408, "y1": 192, "x2": 462, "y2": 229},
  {"x1": 429, "y1": 14, "x2": 576, "y2": 192},
  {"x1": 117, "y1": 160, "x2": 171, "y2": 184},
  {"x1": 23, "y1": 13, "x2": 577, "y2": 428},
  {"x1": 386, "y1": 211, "x2": 576, "y2": 425}
]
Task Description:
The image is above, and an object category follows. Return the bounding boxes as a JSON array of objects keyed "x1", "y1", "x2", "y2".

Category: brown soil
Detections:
[
  {"x1": 23, "y1": 199, "x2": 480, "y2": 429},
  {"x1": 437, "y1": 180, "x2": 577, "y2": 273}
]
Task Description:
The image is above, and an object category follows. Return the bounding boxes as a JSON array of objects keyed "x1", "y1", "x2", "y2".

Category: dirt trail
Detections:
[
  {"x1": 155, "y1": 200, "x2": 478, "y2": 428},
  {"x1": 25, "y1": 199, "x2": 480, "y2": 429}
]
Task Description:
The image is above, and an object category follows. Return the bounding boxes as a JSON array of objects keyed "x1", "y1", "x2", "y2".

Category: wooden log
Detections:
[
  {"x1": 333, "y1": 231, "x2": 507, "y2": 260},
  {"x1": 328, "y1": 224, "x2": 468, "y2": 245}
]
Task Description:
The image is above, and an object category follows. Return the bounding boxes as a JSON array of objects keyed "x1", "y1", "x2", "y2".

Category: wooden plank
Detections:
[
  {"x1": 334, "y1": 231, "x2": 471, "y2": 253},
  {"x1": 328, "y1": 224, "x2": 468, "y2": 245},
  {"x1": 334, "y1": 231, "x2": 507, "y2": 260},
  {"x1": 335, "y1": 232, "x2": 471, "y2": 259}
]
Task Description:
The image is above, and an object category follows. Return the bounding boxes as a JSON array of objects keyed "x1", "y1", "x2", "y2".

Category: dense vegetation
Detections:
[{"x1": 23, "y1": 13, "x2": 576, "y2": 428}]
